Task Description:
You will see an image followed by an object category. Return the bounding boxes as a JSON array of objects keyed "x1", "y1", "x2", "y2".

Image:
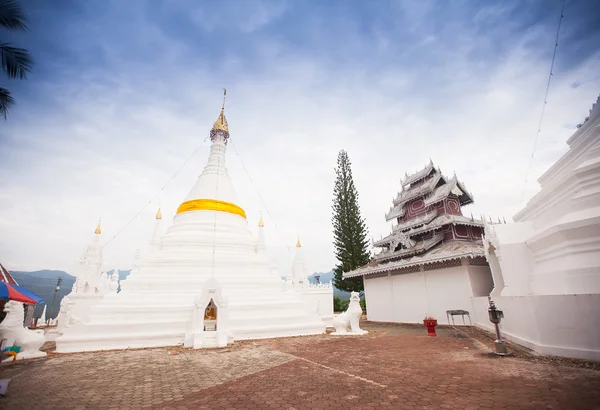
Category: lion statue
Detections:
[
  {"x1": 331, "y1": 292, "x2": 368, "y2": 335},
  {"x1": 0, "y1": 301, "x2": 47, "y2": 361}
]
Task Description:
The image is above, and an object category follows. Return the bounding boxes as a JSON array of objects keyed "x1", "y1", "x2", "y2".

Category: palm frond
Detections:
[
  {"x1": 1, "y1": 42, "x2": 32, "y2": 79},
  {"x1": 0, "y1": 0, "x2": 28, "y2": 30},
  {"x1": 0, "y1": 87, "x2": 15, "y2": 120}
]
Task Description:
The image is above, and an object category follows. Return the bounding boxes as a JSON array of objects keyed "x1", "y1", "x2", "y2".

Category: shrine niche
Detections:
[
  {"x1": 184, "y1": 278, "x2": 231, "y2": 349},
  {"x1": 204, "y1": 299, "x2": 217, "y2": 331}
]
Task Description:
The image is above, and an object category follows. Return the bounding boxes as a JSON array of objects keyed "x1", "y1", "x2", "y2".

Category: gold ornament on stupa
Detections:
[
  {"x1": 210, "y1": 88, "x2": 229, "y2": 142},
  {"x1": 258, "y1": 215, "x2": 264, "y2": 227},
  {"x1": 296, "y1": 237, "x2": 302, "y2": 248},
  {"x1": 156, "y1": 208, "x2": 163, "y2": 220},
  {"x1": 94, "y1": 221, "x2": 102, "y2": 235}
]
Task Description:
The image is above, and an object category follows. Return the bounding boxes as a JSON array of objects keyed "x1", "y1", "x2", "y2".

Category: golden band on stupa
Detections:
[{"x1": 176, "y1": 198, "x2": 247, "y2": 219}]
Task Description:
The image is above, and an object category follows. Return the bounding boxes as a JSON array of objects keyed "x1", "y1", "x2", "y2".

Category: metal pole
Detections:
[{"x1": 47, "y1": 277, "x2": 62, "y2": 325}]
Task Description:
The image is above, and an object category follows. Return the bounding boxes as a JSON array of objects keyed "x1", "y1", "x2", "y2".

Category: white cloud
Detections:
[{"x1": 1, "y1": 1, "x2": 599, "y2": 277}]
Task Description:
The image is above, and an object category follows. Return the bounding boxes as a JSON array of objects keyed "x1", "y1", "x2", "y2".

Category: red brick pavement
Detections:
[
  {"x1": 169, "y1": 330, "x2": 600, "y2": 410},
  {"x1": 1, "y1": 324, "x2": 599, "y2": 410}
]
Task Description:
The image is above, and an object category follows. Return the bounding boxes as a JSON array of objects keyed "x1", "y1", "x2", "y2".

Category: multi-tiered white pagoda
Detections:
[
  {"x1": 344, "y1": 163, "x2": 494, "y2": 323},
  {"x1": 55, "y1": 96, "x2": 326, "y2": 352}
]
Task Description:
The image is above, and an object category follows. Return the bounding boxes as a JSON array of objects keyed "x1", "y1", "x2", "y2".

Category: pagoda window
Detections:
[{"x1": 203, "y1": 299, "x2": 217, "y2": 331}]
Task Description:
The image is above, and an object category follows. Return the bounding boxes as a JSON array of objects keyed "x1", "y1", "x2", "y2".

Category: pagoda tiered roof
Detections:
[
  {"x1": 344, "y1": 240, "x2": 486, "y2": 278},
  {"x1": 392, "y1": 210, "x2": 438, "y2": 232},
  {"x1": 374, "y1": 232, "x2": 444, "y2": 262},
  {"x1": 345, "y1": 159, "x2": 486, "y2": 279},
  {"x1": 386, "y1": 173, "x2": 474, "y2": 221},
  {"x1": 375, "y1": 214, "x2": 484, "y2": 248},
  {"x1": 392, "y1": 172, "x2": 444, "y2": 207},
  {"x1": 402, "y1": 160, "x2": 436, "y2": 187}
]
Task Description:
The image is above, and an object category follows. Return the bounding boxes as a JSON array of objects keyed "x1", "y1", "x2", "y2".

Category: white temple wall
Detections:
[
  {"x1": 364, "y1": 275, "x2": 397, "y2": 323},
  {"x1": 497, "y1": 241, "x2": 534, "y2": 297},
  {"x1": 364, "y1": 265, "x2": 480, "y2": 324},
  {"x1": 297, "y1": 288, "x2": 334, "y2": 322},
  {"x1": 486, "y1": 247, "x2": 505, "y2": 296},
  {"x1": 471, "y1": 294, "x2": 600, "y2": 361},
  {"x1": 466, "y1": 265, "x2": 494, "y2": 297}
]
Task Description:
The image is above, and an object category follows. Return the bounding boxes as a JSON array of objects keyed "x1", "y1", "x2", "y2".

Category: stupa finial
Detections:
[
  {"x1": 156, "y1": 208, "x2": 162, "y2": 220},
  {"x1": 94, "y1": 220, "x2": 102, "y2": 235},
  {"x1": 210, "y1": 88, "x2": 229, "y2": 142},
  {"x1": 296, "y1": 237, "x2": 302, "y2": 248},
  {"x1": 258, "y1": 214, "x2": 264, "y2": 227}
]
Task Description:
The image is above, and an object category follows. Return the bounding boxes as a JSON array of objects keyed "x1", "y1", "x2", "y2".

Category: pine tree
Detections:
[{"x1": 331, "y1": 150, "x2": 370, "y2": 293}]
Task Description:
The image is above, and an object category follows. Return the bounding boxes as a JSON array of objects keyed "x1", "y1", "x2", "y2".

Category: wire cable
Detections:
[
  {"x1": 520, "y1": 0, "x2": 566, "y2": 203},
  {"x1": 102, "y1": 142, "x2": 206, "y2": 249},
  {"x1": 228, "y1": 138, "x2": 292, "y2": 258}
]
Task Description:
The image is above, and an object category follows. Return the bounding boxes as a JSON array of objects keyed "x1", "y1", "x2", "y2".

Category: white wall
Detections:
[
  {"x1": 365, "y1": 264, "x2": 483, "y2": 324},
  {"x1": 364, "y1": 275, "x2": 397, "y2": 323},
  {"x1": 298, "y1": 288, "x2": 334, "y2": 320},
  {"x1": 471, "y1": 294, "x2": 600, "y2": 361},
  {"x1": 467, "y1": 265, "x2": 494, "y2": 296}
]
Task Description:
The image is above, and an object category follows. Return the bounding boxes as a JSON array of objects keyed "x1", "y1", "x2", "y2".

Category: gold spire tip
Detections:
[
  {"x1": 258, "y1": 215, "x2": 264, "y2": 227},
  {"x1": 211, "y1": 88, "x2": 229, "y2": 134},
  {"x1": 296, "y1": 237, "x2": 301, "y2": 248},
  {"x1": 94, "y1": 222, "x2": 102, "y2": 235},
  {"x1": 156, "y1": 208, "x2": 163, "y2": 220}
]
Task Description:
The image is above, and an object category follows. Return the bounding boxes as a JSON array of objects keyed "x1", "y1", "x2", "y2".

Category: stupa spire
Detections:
[
  {"x1": 156, "y1": 208, "x2": 162, "y2": 220},
  {"x1": 296, "y1": 237, "x2": 302, "y2": 248},
  {"x1": 210, "y1": 88, "x2": 229, "y2": 143},
  {"x1": 258, "y1": 214, "x2": 264, "y2": 227},
  {"x1": 94, "y1": 221, "x2": 102, "y2": 235},
  {"x1": 176, "y1": 90, "x2": 246, "y2": 219}
]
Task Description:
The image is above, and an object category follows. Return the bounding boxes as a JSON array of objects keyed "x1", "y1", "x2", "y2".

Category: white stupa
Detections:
[{"x1": 55, "y1": 93, "x2": 326, "y2": 353}]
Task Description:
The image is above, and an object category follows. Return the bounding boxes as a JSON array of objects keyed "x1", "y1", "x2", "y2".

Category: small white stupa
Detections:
[
  {"x1": 290, "y1": 238, "x2": 309, "y2": 286},
  {"x1": 37, "y1": 304, "x2": 47, "y2": 327},
  {"x1": 55, "y1": 91, "x2": 326, "y2": 353}
]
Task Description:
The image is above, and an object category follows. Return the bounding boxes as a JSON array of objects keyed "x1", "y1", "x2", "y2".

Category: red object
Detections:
[
  {"x1": 0, "y1": 283, "x2": 44, "y2": 304},
  {"x1": 423, "y1": 319, "x2": 438, "y2": 336},
  {"x1": 0, "y1": 263, "x2": 18, "y2": 285}
]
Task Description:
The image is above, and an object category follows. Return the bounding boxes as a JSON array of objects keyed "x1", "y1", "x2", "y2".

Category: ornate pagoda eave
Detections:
[
  {"x1": 373, "y1": 232, "x2": 444, "y2": 262},
  {"x1": 344, "y1": 240, "x2": 486, "y2": 279},
  {"x1": 393, "y1": 172, "x2": 443, "y2": 207},
  {"x1": 401, "y1": 160, "x2": 435, "y2": 187}
]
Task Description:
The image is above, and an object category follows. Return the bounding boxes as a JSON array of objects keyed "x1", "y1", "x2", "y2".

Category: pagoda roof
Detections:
[
  {"x1": 424, "y1": 176, "x2": 474, "y2": 207},
  {"x1": 402, "y1": 160, "x2": 435, "y2": 187},
  {"x1": 0, "y1": 263, "x2": 18, "y2": 285},
  {"x1": 375, "y1": 214, "x2": 483, "y2": 248},
  {"x1": 374, "y1": 232, "x2": 444, "y2": 262},
  {"x1": 393, "y1": 172, "x2": 444, "y2": 207},
  {"x1": 386, "y1": 175, "x2": 474, "y2": 222},
  {"x1": 343, "y1": 240, "x2": 485, "y2": 279}
]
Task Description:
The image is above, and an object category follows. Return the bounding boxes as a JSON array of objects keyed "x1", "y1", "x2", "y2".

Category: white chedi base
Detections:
[
  {"x1": 55, "y1": 125, "x2": 326, "y2": 353},
  {"x1": 330, "y1": 292, "x2": 368, "y2": 336},
  {"x1": 55, "y1": 210, "x2": 326, "y2": 353},
  {"x1": 0, "y1": 301, "x2": 47, "y2": 361}
]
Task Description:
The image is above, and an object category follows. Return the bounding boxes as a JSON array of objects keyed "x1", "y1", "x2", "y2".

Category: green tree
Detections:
[
  {"x1": 331, "y1": 150, "x2": 371, "y2": 293},
  {"x1": 1, "y1": 0, "x2": 33, "y2": 119}
]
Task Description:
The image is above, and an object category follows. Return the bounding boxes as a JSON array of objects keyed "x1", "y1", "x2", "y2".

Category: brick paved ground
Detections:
[{"x1": 1, "y1": 322, "x2": 599, "y2": 409}]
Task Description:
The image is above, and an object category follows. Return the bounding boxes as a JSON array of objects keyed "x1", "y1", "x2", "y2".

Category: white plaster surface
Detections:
[
  {"x1": 55, "y1": 128, "x2": 325, "y2": 353},
  {"x1": 478, "y1": 95, "x2": 600, "y2": 360},
  {"x1": 471, "y1": 295, "x2": 600, "y2": 361},
  {"x1": 364, "y1": 263, "x2": 490, "y2": 324}
]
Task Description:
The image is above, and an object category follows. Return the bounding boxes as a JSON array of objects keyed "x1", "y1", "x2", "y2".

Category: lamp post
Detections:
[
  {"x1": 48, "y1": 276, "x2": 62, "y2": 325},
  {"x1": 487, "y1": 297, "x2": 508, "y2": 356}
]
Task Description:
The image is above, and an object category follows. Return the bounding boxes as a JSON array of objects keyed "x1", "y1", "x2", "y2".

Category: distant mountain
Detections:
[
  {"x1": 10, "y1": 270, "x2": 75, "y2": 319},
  {"x1": 9, "y1": 269, "x2": 132, "y2": 319},
  {"x1": 279, "y1": 270, "x2": 351, "y2": 299},
  {"x1": 309, "y1": 271, "x2": 351, "y2": 299}
]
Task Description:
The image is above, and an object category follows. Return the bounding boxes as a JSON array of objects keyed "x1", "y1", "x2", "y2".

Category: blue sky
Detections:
[{"x1": 1, "y1": 0, "x2": 599, "y2": 274}]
